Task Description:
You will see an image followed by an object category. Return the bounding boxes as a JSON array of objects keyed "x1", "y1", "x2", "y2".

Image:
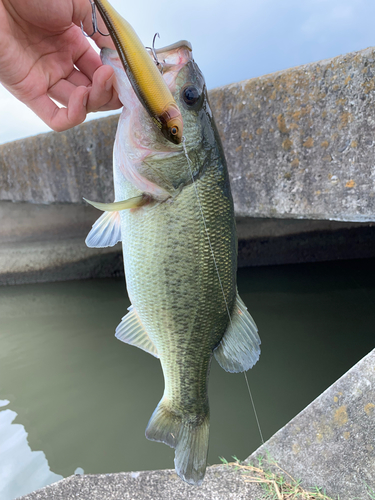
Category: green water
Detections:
[{"x1": 0, "y1": 258, "x2": 374, "y2": 495}]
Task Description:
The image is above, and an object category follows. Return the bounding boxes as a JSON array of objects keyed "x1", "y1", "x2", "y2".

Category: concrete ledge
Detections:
[
  {"x1": 1, "y1": 200, "x2": 373, "y2": 285},
  {"x1": 17, "y1": 465, "x2": 264, "y2": 500},
  {"x1": 0, "y1": 201, "x2": 123, "y2": 285},
  {"x1": 2, "y1": 46, "x2": 375, "y2": 283},
  {"x1": 0, "y1": 239, "x2": 122, "y2": 286},
  {"x1": 247, "y1": 348, "x2": 375, "y2": 499}
]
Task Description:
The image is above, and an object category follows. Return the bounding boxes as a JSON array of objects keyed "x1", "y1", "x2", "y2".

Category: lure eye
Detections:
[
  {"x1": 171, "y1": 126, "x2": 178, "y2": 136},
  {"x1": 183, "y1": 86, "x2": 200, "y2": 106}
]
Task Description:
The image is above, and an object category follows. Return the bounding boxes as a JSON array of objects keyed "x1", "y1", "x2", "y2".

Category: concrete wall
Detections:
[
  {"x1": 210, "y1": 47, "x2": 375, "y2": 222},
  {"x1": 1, "y1": 47, "x2": 375, "y2": 284},
  {"x1": 0, "y1": 116, "x2": 117, "y2": 205},
  {"x1": 2, "y1": 46, "x2": 375, "y2": 222}
]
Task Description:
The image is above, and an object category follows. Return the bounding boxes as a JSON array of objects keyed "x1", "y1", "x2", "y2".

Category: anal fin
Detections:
[
  {"x1": 214, "y1": 293, "x2": 261, "y2": 373},
  {"x1": 115, "y1": 305, "x2": 159, "y2": 358}
]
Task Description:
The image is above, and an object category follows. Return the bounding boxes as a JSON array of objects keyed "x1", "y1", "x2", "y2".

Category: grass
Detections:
[
  {"x1": 219, "y1": 455, "x2": 336, "y2": 500},
  {"x1": 365, "y1": 483, "x2": 375, "y2": 499}
]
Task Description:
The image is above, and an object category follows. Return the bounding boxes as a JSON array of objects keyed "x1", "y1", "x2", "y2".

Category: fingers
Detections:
[
  {"x1": 28, "y1": 86, "x2": 89, "y2": 132},
  {"x1": 65, "y1": 67, "x2": 92, "y2": 88},
  {"x1": 74, "y1": 41, "x2": 103, "y2": 81},
  {"x1": 86, "y1": 65, "x2": 121, "y2": 112},
  {"x1": 28, "y1": 69, "x2": 121, "y2": 133},
  {"x1": 48, "y1": 70, "x2": 91, "y2": 107},
  {"x1": 48, "y1": 65, "x2": 121, "y2": 113}
]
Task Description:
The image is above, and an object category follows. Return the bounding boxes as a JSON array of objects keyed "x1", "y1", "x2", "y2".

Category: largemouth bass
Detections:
[{"x1": 85, "y1": 14, "x2": 260, "y2": 486}]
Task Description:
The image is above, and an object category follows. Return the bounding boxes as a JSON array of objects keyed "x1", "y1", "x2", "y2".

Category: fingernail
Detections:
[
  {"x1": 105, "y1": 75, "x2": 113, "y2": 92},
  {"x1": 82, "y1": 91, "x2": 89, "y2": 107}
]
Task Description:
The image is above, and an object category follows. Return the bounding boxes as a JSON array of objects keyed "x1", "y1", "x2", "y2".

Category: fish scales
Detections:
[
  {"x1": 85, "y1": 37, "x2": 260, "y2": 486},
  {"x1": 121, "y1": 154, "x2": 237, "y2": 409}
]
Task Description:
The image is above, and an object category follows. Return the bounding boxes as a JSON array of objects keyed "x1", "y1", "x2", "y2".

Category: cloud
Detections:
[{"x1": 0, "y1": 85, "x2": 119, "y2": 145}]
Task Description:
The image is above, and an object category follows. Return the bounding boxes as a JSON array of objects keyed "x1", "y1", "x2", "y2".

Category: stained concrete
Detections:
[
  {"x1": 247, "y1": 348, "x2": 375, "y2": 499},
  {"x1": 210, "y1": 47, "x2": 375, "y2": 222},
  {"x1": 1, "y1": 46, "x2": 375, "y2": 222},
  {"x1": 0, "y1": 117, "x2": 117, "y2": 205},
  {"x1": 17, "y1": 350, "x2": 375, "y2": 500}
]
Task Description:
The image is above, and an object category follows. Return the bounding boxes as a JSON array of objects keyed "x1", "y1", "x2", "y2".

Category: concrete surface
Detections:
[
  {"x1": 1, "y1": 46, "x2": 375, "y2": 222},
  {"x1": 16, "y1": 465, "x2": 264, "y2": 500},
  {"x1": 247, "y1": 347, "x2": 375, "y2": 499},
  {"x1": 210, "y1": 46, "x2": 375, "y2": 222},
  {"x1": 0, "y1": 117, "x2": 117, "y2": 205}
]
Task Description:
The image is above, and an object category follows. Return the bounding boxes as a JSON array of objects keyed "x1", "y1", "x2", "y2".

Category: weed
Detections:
[
  {"x1": 220, "y1": 455, "x2": 336, "y2": 500},
  {"x1": 366, "y1": 483, "x2": 375, "y2": 499}
]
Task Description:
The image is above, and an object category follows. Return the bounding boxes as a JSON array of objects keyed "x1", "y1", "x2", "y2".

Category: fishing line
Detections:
[
  {"x1": 182, "y1": 137, "x2": 264, "y2": 445},
  {"x1": 244, "y1": 371, "x2": 264, "y2": 445},
  {"x1": 182, "y1": 138, "x2": 233, "y2": 325}
]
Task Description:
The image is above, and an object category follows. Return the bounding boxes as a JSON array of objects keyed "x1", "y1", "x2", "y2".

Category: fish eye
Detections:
[
  {"x1": 182, "y1": 86, "x2": 200, "y2": 106},
  {"x1": 171, "y1": 126, "x2": 178, "y2": 135}
]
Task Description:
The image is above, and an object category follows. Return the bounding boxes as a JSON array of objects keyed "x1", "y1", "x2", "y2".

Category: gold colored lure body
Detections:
[{"x1": 93, "y1": 0, "x2": 183, "y2": 144}]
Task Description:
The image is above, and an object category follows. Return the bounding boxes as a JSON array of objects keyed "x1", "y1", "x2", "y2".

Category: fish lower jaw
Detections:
[{"x1": 143, "y1": 148, "x2": 183, "y2": 162}]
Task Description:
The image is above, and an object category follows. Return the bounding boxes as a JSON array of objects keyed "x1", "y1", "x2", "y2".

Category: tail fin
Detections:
[{"x1": 145, "y1": 399, "x2": 209, "y2": 486}]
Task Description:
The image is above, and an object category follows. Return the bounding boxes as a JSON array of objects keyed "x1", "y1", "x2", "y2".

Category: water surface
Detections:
[{"x1": 0, "y1": 258, "x2": 374, "y2": 498}]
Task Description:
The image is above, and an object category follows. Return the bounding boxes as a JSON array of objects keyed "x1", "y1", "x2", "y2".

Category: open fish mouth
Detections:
[{"x1": 93, "y1": 0, "x2": 184, "y2": 144}]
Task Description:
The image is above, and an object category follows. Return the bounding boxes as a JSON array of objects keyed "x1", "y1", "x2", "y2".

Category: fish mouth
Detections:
[
  {"x1": 93, "y1": 0, "x2": 183, "y2": 144},
  {"x1": 154, "y1": 40, "x2": 193, "y2": 56}
]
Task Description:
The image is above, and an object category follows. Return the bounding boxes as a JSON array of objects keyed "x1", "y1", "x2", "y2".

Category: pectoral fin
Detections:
[
  {"x1": 84, "y1": 195, "x2": 150, "y2": 248},
  {"x1": 214, "y1": 293, "x2": 261, "y2": 373},
  {"x1": 85, "y1": 211, "x2": 121, "y2": 248},
  {"x1": 83, "y1": 195, "x2": 147, "y2": 212},
  {"x1": 115, "y1": 305, "x2": 159, "y2": 358}
]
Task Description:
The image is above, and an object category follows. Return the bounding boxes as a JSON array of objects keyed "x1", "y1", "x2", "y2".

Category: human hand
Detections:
[{"x1": 0, "y1": 0, "x2": 122, "y2": 132}]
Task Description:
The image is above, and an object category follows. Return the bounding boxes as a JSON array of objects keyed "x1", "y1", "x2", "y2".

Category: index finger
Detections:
[{"x1": 27, "y1": 86, "x2": 89, "y2": 132}]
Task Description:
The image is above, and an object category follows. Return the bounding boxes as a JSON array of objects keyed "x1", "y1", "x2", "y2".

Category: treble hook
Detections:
[
  {"x1": 146, "y1": 33, "x2": 164, "y2": 74},
  {"x1": 80, "y1": 0, "x2": 110, "y2": 37}
]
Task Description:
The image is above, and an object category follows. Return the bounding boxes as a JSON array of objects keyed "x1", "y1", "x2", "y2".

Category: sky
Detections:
[{"x1": 1, "y1": 0, "x2": 375, "y2": 144}]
